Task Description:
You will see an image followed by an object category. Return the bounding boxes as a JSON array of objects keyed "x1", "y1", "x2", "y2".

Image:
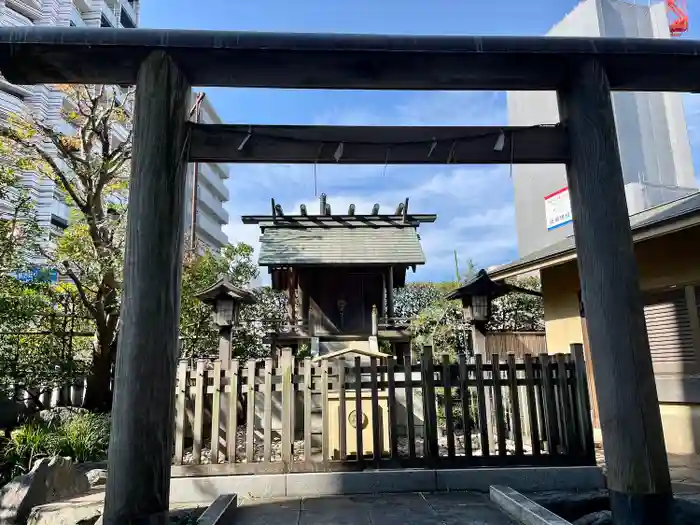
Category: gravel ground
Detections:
[{"x1": 178, "y1": 427, "x2": 531, "y2": 465}]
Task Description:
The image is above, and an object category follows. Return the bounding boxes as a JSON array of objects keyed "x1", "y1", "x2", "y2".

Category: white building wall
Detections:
[
  {"x1": 507, "y1": 0, "x2": 697, "y2": 257},
  {"x1": 183, "y1": 93, "x2": 230, "y2": 253}
]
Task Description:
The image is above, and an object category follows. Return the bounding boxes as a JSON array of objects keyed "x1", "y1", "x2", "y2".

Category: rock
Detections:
[
  {"x1": 86, "y1": 469, "x2": 108, "y2": 487},
  {"x1": 0, "y1": 397, "x2": 31, "y2": 435},
  {"x1": 573, "y1": 510, "x2": 613, "y2": 525},
  {"x1": 529, "y1": 490, "x2": 609, "y2": 522},
  {"x1": 0, "y1": 456, "x2": 90, "y2": 524},
  {"x1": 35, "y1": 407, "x2": 89, "y2": 426},
  {"x1": 27, "y1": 502, "x2": 102, "y2": 525}
]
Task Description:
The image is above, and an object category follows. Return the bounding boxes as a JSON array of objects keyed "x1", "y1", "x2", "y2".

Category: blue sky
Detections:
[{"x1": 139, "y1": 0, "x2": 700, "y2": 282}]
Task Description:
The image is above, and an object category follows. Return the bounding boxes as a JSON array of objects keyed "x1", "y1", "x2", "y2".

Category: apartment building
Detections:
[
  {"x1": 0, "y1": 0, "x2": 140, "y2": 244},
  {"x1": 1, "y1": 1, "x2": 230, "y2": 256},
  {"x1": 507, "y1": 0, "x2": 697, "y2": 257},
  {"x1": 184, "y1": 93, "x2": 231, "y2": 253}
]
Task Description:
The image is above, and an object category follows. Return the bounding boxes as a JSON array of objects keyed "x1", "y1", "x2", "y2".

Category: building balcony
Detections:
[
  {"x1": 70, "y1": 4, "x2": 87, "y2": 26},
  {"x1": 74, "y1": 0, "x2": 94, "y2": 13},
  {"x1": 51, "y1": 199, "x2": 70, "y2": 229},
  {"x1": 197, "y1": 185, "x2": 229, "y2": 225},
  {"x1": 196, "y1": 212, "x2": 229, "y2": 249},
  {"x1": 198, "y1": 163, "x2": 229, "y2": 201},
  {"x1": 5, "y1": 0, "x2": 42, "y2": 21},
  {"x1": 120, "y1": 0, "x2": 137, "y2": 27},
  {"x1": 99, "y1": 0, "x2": 119, "y2": 27},
  {"x1": 0, "y1": 90, "x2": 27, "y2": 120}
]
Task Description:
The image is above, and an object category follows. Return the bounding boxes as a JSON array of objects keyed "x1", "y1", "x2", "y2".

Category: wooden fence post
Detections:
[
  {"x1": 571, "y1": 343, "x2": 595, "y2": 460},
  {"x1": 173, "y1": 360, "x2": 188, "y2": 465},
  {"x1": 192, "y1": 359, "x2": 206, "y2": 464},
  {"x1": 210, "y1": 360, "x2": 222, "y2": 464},
  {"x1": 421, "y1": 346, "x2": 438, "y2": 460},
  {"x1": 281, "y1": 348, "x2": 293, "y2": 467}
]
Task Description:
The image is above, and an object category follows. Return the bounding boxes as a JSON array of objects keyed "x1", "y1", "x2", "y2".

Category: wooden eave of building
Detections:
[{"x1": 489, "y1": 191, "x2": 700, "y2": 282}]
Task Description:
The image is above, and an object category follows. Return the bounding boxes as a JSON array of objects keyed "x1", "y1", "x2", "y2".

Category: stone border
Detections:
[
  {"x1": 169, "y1": 466, "x2": 604, "y2": 503},
  {"x1": 196, "y1": 494, "x2": 238, "y2": 524},
  {"x1": 490, "y1": 486, "x2": 571, "y2": 525}
]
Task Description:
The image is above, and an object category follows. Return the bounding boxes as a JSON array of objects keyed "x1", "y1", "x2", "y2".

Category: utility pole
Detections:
[
  {"x1": 188, "y1": 92, "x2": 205, "y2": 252},
  {"x1": 454, "y1": 250, "x2": 461, "y2": 282}
]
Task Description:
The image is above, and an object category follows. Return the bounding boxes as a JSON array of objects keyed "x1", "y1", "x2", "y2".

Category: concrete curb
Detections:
[
  {"x1": 490, "y1": 486, "x2": 571, "y2": 525},
  {"x1": 169, "y1": 466, "x2": 604, "y2": 503},
  {"x1": 196, "y1": 494, "x2": 238, "y2": 525}
]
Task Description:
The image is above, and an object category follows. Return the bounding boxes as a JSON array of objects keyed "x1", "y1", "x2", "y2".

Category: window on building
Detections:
[
  {"x1": 643, "y1": 288, "x2": 700, "y2": 375},
  {"x1": 69, "y1": 21, "x2": 77, "y2": 27},
  {"x1": 100, "y1": 15, "x2": 112, "y2": 28}
]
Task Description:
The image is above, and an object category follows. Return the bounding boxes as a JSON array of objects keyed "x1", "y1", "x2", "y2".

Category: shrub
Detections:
[
  {"x1": 56, "y1": 412, "x2": 110, "y2": 463},
  {"x1": 0, "y1": 411, "x2": 110, "y2": 485}
]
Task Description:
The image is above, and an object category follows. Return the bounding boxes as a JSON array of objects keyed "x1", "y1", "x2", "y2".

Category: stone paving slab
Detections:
[{"x1": 234, "y1": 492, "x2": 518, "y2": 524}]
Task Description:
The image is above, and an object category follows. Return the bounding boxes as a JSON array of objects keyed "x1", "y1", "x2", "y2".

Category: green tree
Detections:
[
  {"x1": 180, "y1": 242, "x2": 259, "y2": 359},
  {"x1": 487, "y1": 275, "x2": 544, "y2": 332},
  {"x1": 1, "y1": 85, "x2": 133, "y2": 410},
  {"x1": 395, "y1": 282, "x2": 467, "y2": 357}
]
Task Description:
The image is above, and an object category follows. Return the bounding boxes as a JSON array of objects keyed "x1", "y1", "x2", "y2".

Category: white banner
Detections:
[{"x1": 545, "y1": 187, "x2": 572, "y2": 231}]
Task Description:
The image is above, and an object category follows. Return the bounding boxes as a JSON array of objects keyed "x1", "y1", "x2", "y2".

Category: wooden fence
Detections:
[
  {"x1": 172, "y1": 343, "x2": 595, "y2": 476},
  {"x1": 485, "y1": 332, "x2": 547, "y2": 359}
]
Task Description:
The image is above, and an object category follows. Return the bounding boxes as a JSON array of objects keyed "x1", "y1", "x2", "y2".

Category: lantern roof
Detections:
[
  {"x1": 445, "y1": 269, "x2": 542, "y2": 301},
  {"x1": 194, "y1": 277, "x2": 257, "y2": 306}
]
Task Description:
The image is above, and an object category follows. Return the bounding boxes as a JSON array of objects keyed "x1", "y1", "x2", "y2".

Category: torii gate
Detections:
[{"x1": 1, "y1": 28, "x2": 695, "y2": 524}]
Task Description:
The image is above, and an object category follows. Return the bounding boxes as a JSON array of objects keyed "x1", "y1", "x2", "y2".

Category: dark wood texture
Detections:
[
  {"x1": 338, "y1": 361, "x2": 347, "y2": 461},
  {"x1": 321, "y1": 360, "x2": 330, "y2": 464},
  {"x1": 210, "y1": 360, "x2": 222, "y2": 464},
  {"x1": 507, "y1": 354, "x2": 523, "y2": 456},
  {"x1": 173, "y1": 361, "x2": 188, "y2": 465},
  {"x1": 403, "y1": 357, "x2": 416, "y2": 458},
  {"x1": 192, "y1": 360, "x2": 205, "y2": 465},
  {"x1": 303, "y1": 358, "x2": 312, "y2": 461},
  {"x1": 172, "y1": 353, "x2": 595, "y2": 474},
  {"x1": 539, "y1": 354, "x2": 558, "y2": 454},
  {"x1": 458, "y1": 354, "x2": 472, "y2": 457},
  {"x1": 572, "y1": 344, "x2": 595, "y2": 459},
  {"x1": 189, "y1": 123, "x2": 567, "y2": 165},
  {"x1": 524, "y1": 355, "x2": 541, "y2": 456},
  {"x1": 281, "y1": 349, "x2": 293, "y2": 466},
  {"x1": 6, "y1": 27, "x2": 700, "y2": 92},
  {"x1": 474, "y1": 354, "x2": 489, "y2": 456},
  {"x1": 491, "y1": 355, "x2": 506, "y2": 456},
  {"x1": 556, "y1": 354, "x2": 574, "y2": 453},
  {"x1": 227, "y1": 360, "x2": 239, "y2": 463},
  {"x1": 370, "y1": 358, "x2": 381, "y2": 465},
  {"x1": 103, "y1": 52, "x2": 191, "y2": 525},
  {"x1": 354, "y1": 357, "x2": 364, "y2": 466},
  {"x1": 245, "y1": 360, "x2": 255, "y2": 462},
  {"x1": 263, "y1": 359, "x2": 273, "y2": 462},
  {"x1": 387, "y1": 357, "x2": 399, "y2": 459},
  {"x1": 442, "y1": 355, "x2": 455, "y2": 458},
  {"x1": 422, "y1": 347, "x2": 439, "y2": 460},
  {"x1": 558, "y1": 58, "x2": 672, "y2": 498}
]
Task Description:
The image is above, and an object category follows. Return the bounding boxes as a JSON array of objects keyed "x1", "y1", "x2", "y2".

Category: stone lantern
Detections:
[
  {"x1": 446, "y1": 269, "x2": 541, "y2": 354},
  {"x1": 195, "y1": 277, "x2": 256, "y2": 368}
]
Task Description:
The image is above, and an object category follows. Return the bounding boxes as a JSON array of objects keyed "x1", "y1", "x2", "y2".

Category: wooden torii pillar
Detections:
[
  {"x1": 103, "y1": 52, "x2": 191, "y2": 525},
  {"x1": 558, "y1": 59, "x2": 672, "y2": 524}
]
